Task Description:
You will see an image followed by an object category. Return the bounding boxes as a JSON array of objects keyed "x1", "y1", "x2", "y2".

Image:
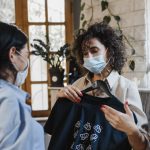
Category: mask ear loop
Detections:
[
  {"x1": 100, "y1": 49, "x2": 113, "y2": 80},
  {"x1": 105, "y1": 48, "x2": 115, "y2": 67},
  {"x1": 105, "y1": 57, "x2": 113, "y2": 73},
  {"x1": 95, "y1": 48, "x2": 108, "y2": 80},
  {"x1": 15, "y1": 50, "x2": 29, "y2": 70}
]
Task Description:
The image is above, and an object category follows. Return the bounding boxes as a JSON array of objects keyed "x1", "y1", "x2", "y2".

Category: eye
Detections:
[
  {"x1": 90, "y1": 47, "x2": 99, "y2": 54},
  {"x1": 83, "y1": 51, "x2": 88, "y2": 56}
]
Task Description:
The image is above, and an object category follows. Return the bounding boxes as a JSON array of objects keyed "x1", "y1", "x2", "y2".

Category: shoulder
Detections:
[
  {"x1": 0, "y1": 81, "x2": 24, "y2": 117},
  {"x1": 0, "y1": 79, "x2": 29, "y2": 102},
  {"x1": 0, "y1": 86, "x2": 18, "y2": 102},
  {"x1": 72, "y1": 76, "x2": 87, "y2": 90},
  {"x1": 0, "y1": 86, "x2": 20, "y2": 114},
  {"x1": 108, "y1": 71, "x2": 137, "y2": 90},
  {"x1": 119, "y1": 74, "x2": 138, "y2": 89},
  {"x1": 0, "y1": 87, "x2": 21, "y2": 136},
  {"x1": 117, "y1": 74, "x2": 140, "y2": 98}
]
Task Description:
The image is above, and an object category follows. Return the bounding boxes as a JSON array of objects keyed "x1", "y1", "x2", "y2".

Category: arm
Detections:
[
  {"x1": 127, "y1": 127, "x2": 147, "y2": 150},
  {"x1": 126, "y1": 82, "x2": 149, "y2": 150},
  {"x1": 101, "y1": 102, "x2": 148, "y2": 150},
  {"x1": 0, "y1": 98, "x2": 20, "y2": 148}
]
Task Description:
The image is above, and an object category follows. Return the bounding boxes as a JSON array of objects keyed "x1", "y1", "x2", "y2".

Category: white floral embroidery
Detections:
[
  {"x1": 80, "y1": 133, "x2": 89, "y2": 140},
  {"x1": 75, "y1": 121, "x2": 81, "y2": 128},
  {"x1": 76, "y1": 144, "x2": 84, "y2": 150},
  {"x1": 90, "y1": 134, "x2": 98, "y2": 142},
  {"x1": 93, "y1": 125, "x2": 102, "y2": 133},
  {"x1": 84, "y1": 122, "x2": 91, "y2": 131},
  {"x1": 71, "y1": 121, "x2": 103, "y2": 149}
]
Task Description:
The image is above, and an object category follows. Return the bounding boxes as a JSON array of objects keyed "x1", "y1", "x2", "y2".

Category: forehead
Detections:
[{"x1": 82, "y1": 38, "x2": 105, "y2": 50}]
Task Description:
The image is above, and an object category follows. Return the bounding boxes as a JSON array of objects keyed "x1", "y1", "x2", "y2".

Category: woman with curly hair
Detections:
[{"x1": 45, "y1": 22, "x2": 149, "y2": 150}]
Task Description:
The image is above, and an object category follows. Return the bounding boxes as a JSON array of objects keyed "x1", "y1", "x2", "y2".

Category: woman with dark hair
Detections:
[
  {"x1": 45, "y1": 22, "x2": 149, "y2": 150},
  {"x1": 0, "y1": 22, "x2": 45, "y2": 150}
]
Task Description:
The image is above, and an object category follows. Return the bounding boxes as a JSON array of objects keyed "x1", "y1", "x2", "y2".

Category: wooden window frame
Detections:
[{"x1": 15, "y1": 0, "x2": 73, "y2": 117}]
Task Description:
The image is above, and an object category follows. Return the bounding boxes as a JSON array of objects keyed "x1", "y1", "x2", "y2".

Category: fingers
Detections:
[
  {"x1": 64, "y1": 86, "x2": 81, "y2": 102},
  {"x1": 67, "y1": 86, "x2": 83, "y2": 98},
  {"x1": 101, "y1": 105, "x2": 119, "y2": 116},
  {"x1": 57, "y1": 85, "x2": 83, "y2": 103},
  {"x1": 100, "y1": 104, "x2": 136, "y2": 133},
  {"x1": 124, "y1": 100, "x2": 132, "y2": 116},
  {"x1": 101, "y1": 105, "x2": 122, "y2": 126}
]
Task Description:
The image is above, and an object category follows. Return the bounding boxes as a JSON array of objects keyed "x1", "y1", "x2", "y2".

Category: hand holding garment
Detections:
[{"x1": 44, "y1": 94, "x2": 137, "y2": 150}]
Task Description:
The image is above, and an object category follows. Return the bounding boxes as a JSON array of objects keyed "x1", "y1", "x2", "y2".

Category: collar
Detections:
[
  {"x1": 0, "y1": 79, "x2": 30, "y2": 101},
  {"x1": 84, "y1": 73, "x2": 92, "y2": 85},
  {"x1": 107, "y1": 71, "x2": 119, "y2": 89},
  {"x1": 84, "y1": 70, "x2": 120, "y2": 89}
]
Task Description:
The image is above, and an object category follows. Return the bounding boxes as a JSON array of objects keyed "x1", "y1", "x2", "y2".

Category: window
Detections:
[
  {"x1": 0, "y1": 0, "x2": 73, "y2": 117},
  {"x1": 0, "y1": 0, "x2": 15, "y2": 23},
  {"x1": 145, "y1": 0, "x2": 150, "y2": 88}
]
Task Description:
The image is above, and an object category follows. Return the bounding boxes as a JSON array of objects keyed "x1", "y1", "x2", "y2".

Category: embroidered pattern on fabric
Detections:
[{"x1": 71, "y1": 121, "x2": 102, "y2": 149}]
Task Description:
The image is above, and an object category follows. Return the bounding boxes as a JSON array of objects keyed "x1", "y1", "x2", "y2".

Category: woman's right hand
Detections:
[{"x1": 56, "y1": 85, "x2": 83, "y2": 103}]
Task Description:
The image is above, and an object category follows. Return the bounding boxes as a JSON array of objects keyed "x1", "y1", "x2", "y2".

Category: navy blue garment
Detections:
[{"x1": 44, "y1": 94, "x2": 137, "y2": 150}]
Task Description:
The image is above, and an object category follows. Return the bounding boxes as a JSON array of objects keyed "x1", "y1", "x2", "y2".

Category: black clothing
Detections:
[{"x1": 44, "y1": 94, "x2": 137, "y2": 150}]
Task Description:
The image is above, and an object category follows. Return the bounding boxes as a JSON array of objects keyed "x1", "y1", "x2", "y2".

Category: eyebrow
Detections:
[{"x1": 89, "y1": 46, "x2": 98, "y2": 49}]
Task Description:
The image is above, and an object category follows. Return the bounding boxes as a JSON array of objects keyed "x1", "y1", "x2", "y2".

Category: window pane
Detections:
[
  {"x1": 28, "y1": 0, "x2": 45, "y2": 22},
  {"x1": 48, "y1": 0, "x2": 65, "y2": 22},
  {"x1": 48, "y1": 25, "x2": 65, "y2": 51},
  {"x1": 29, "y1": 25, "x2": 46, "y2": 51},
  {"x1": 30, "y1": 55, "x2": 47, "y2": 81},
  {"x1": 31, "y1": 84, "x2": 48, "y2": 110},
  {"x1": 0, "y1": 0, "x2": 15, "y2": 23}
]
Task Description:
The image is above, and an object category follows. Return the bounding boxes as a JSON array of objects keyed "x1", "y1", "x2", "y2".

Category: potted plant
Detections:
[{"x1": 31, "y1": 39, "x2": 71, "y2": 87}]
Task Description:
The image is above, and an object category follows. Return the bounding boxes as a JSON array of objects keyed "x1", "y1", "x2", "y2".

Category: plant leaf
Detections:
[
  {"x1": 114, "y1": 15, "x2": 121, "y2": 22},
  {"x1": 81, "y1": 2, "x2": 85, "y2": 11},
  {"x1": 80, "y1": 13, "x2": 85, "y2": 21},
  {"x1": 103, "y1": 16, "x2": 111, "y2": 24},
  {"x1": 82, "y1": 20, "x2": 87, "y2": 28},
  {"x1": 129, "y1": 60, "x2": 135, "y2": 71},
  {"x1": 131, "y1": 49, "x2": 135, "y2": 55},
  {"x1": 101, "y1": 1, "x2": 108, "y2": 11}
]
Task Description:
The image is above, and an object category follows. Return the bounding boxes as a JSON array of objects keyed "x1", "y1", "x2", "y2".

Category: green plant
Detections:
[
  {"x1": 31, "y1": 39, "x2": 71, "y2": 69},
  {"x1": 80, "y1": 0, "x2": 135, "y2": 71}
]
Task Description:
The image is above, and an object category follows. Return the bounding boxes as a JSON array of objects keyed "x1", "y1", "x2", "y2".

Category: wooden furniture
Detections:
[{"x1": 48, "y1": 87, "x2": 62, "y2": 109}]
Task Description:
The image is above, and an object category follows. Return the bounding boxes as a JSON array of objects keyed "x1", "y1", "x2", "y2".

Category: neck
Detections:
[
  {"x1": 0, "y1": 69, "x2": 16, "y2": 84},
  {"x1": 92, "y1": 64, "x2": 112, "y2": 81},
  {"x1": 7, "y1": 76, "x2": 15, "y2": 84}
]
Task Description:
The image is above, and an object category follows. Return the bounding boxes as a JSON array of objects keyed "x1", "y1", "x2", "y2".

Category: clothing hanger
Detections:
[{"x1": 81, "y1": 80, "x2": 113, "y2": 97}]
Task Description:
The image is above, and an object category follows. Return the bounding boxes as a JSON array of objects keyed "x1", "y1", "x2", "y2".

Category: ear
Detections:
[{"x1": 9, "y1": 47, "x2": 17, "y2": 63}]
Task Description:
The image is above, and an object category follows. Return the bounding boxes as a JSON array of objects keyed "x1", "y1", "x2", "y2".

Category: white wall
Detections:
[{"x1": 80, "y1": 0, "x2": 149, "y2": 88}]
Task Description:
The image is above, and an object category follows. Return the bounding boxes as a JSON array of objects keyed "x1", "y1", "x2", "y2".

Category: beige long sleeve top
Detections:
[{"x1": 72, "y1": 70, "x2": 150, "y2": 150}]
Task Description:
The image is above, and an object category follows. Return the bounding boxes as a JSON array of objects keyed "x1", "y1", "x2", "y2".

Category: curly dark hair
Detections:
[{"x1": 73, "y1": 22, "x2": 126, "y2": 73}]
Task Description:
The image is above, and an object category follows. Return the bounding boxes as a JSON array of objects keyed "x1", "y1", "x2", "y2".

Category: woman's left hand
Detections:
[{"x1": 100, "y1": 101, "x2": 138, "y2": 135}]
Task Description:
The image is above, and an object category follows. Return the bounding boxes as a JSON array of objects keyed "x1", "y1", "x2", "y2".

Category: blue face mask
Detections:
[
  {"x1": 13, "y1": 51, "x2": 29, "y2": 86},
  {"x1": 83, "y1": 55, "x2": 107, "y2": 74}
]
